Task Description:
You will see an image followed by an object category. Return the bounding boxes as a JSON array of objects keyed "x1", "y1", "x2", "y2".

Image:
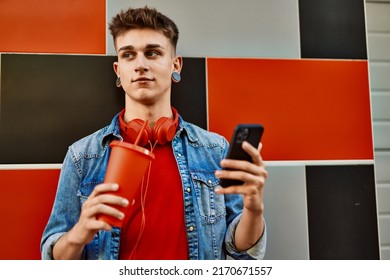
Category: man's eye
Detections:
[
  {"x1": 123, "y1": 52, "x2": 134, "y2": 59},
  {"x1": 146, "y1": 50, "x2": 159, "y2": 57}
]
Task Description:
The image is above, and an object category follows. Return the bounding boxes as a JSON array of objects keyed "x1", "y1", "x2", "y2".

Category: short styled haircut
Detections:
[{"x1": 109, "y1": 6, "x2": 179, "y2": 51}]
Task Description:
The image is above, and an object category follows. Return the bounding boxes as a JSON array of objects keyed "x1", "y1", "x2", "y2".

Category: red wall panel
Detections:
[
  {"x1": 0, "y1": 0, "x2": 106, "y2": 54},
  {"x1": 207, "y1": 58, "x2": 373, "y2": 161},
  {"x1": 0, "y1": 169, "x2": 60, "y2": 259}
]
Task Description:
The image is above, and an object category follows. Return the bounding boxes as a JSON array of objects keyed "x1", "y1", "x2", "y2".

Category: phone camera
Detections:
[{"x1": 237, "y1": 128, "x2": 249, "y2": 142}]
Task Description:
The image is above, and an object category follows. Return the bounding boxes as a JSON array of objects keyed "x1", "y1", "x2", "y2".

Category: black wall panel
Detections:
[
  {"x1": 299, "y1": 0, "x2": 367, "y2": 59},
  {"x1": 0, "y1": 55, "x2": 206, "y2": 164},
  {"x1": 171, "y1": 57, "x2": 207, "y2": 130},
  {"x1": 306, "y1": 165, "x2": 380, "y2": 259},
  {"x1": 0, "y1": 54, "x2": 123, "y2": 163}
]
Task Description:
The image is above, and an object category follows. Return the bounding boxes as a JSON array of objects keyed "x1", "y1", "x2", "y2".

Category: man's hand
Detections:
[
  {"x1": 52, "y1": 183, "x2": 128, "y2": 259},
  {"x1": 215, "y1": 141, "x2": 268, "y2": 251}
]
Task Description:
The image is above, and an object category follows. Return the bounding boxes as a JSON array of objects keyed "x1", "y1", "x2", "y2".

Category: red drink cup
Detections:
[{"x1": 98, "y1": 140, "x2": 155, "y2": 227}]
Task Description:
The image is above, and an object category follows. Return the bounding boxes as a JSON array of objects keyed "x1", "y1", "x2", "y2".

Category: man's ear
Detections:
[
  {"x1": 113, "y1": 61, "x2": 120, "y2": 77},
  {"x1": 173, "y1": 55, "x2": 183, "y2": 73}
]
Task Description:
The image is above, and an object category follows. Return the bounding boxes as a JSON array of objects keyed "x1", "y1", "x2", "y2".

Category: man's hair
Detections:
[{"x1": 109, "y1": 6, "x2": 179, "y2": 51}]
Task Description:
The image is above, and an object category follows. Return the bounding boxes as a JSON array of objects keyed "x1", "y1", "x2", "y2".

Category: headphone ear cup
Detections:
[
  {"x1": 153, "y1": 118, "x2": 176, "y2": 145},
  {"x1": 126, "y1": 119, "x2": 152, "y2": 146}
]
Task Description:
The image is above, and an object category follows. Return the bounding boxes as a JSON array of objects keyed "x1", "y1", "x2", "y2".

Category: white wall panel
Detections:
[
  {"x1": 379, "y1": 216, "x2": 390, "y2": 244},
  {"x1": 371, "y1": 92, "x2": 390, "y2": 120},
  {"x1": 374, "y1": 152, "x2": 390, "y2": 182},
  {"x1": 381, "y1": 247, "x2": 390, "y2": 259},
  {"x1": 373, "y1": 123, "x2": 390, "y2": 148},
  {"x1": 367, "y1": 34, "x2": 390, "y2": 60},
  {"x1": 367, "y1": 0, "x2": 390, "y2": 258},
  {"x1": 366, "y1": 2, "x2": 390, "y2": 32},
  {"x1": 369, "y1": 63, "x2": 390, "y2": 90},
  {"x1": 263, "y1": 165, "x2": 309, "y2": 260},
  {"x1": 106, "y1": 0, "x2": 300, "y2": 58},
  {"x1": 377, "y1": 184, "x2": 390, "y2": 213}
]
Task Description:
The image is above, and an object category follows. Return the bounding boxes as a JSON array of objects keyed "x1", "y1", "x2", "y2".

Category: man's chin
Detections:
[{"x1": 125, "y1": 91, "x2": 160, "y2": 106}]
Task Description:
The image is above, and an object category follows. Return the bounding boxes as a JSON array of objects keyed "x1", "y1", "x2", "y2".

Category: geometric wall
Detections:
[{"x1": 0, "y1": 0, "x2": 380, "y2": 259}]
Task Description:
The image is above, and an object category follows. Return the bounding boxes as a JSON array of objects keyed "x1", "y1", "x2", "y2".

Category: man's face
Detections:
[{"x1": 113, "y1": 28, "x2": 181, "y2": 105}]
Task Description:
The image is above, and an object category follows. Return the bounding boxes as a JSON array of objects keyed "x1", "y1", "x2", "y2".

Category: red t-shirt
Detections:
[{"x1": 119, "y1": 143, "x2": 189, "y2": 259}]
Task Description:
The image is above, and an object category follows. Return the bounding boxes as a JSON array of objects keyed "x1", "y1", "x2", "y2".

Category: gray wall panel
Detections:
[
  {"x1": 106, "y1": 0, "x2": 300, "y2": 58},
  {"x1": 263, "y1": 165, "x2": 309, "y2": 260}
]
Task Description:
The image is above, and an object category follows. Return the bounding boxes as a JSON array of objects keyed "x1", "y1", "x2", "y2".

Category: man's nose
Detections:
[{"x1": 134, "y1": 55, "x2": 149, "y2": 72}]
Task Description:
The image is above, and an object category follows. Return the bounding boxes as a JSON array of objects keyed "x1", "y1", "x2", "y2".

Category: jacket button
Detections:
[
  {"x1": 177, "y1": 153, "x2": 182, "y2": 157},
  {"x1": 189, "y1": 226, "x2": 195, "y2": 231},
  {"x1": 186, "y1": 188, "x2": 191, "y2": 193}
]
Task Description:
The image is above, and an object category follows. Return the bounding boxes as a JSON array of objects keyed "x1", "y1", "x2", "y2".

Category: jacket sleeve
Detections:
[
  {"x1": 221, "y1": 138, "x2": 267, "y2": 260},
  {"x1": 40, "y1": 146, "x2": 83, "y2": 259},
  {"x1": 224, "y1": 213, "x2": 267, "y2": 260}
]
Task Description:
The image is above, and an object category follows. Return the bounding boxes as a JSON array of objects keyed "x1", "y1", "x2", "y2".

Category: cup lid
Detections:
[{"x1": 109, "y1": 140, "x2": 155, "y2": 159}]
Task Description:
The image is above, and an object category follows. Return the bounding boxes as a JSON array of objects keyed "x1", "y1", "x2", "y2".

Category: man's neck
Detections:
[{"x1": 124, "y1": 101, "x2": 173, "y2": 128}]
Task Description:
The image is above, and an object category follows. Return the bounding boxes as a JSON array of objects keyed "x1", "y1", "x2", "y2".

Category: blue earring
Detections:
[{"x1": 171, "y1": 71, "x2": 181, "y2": 83}]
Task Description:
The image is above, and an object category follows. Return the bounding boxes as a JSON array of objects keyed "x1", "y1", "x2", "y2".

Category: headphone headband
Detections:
[{"x1": 119, "y1": 108, "x2": 179, "y2": 146}]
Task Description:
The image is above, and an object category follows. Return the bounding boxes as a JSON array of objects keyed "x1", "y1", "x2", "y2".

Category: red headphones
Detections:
[{"x1": 119, "y1": 107, "x2": 179, "y2": 146}]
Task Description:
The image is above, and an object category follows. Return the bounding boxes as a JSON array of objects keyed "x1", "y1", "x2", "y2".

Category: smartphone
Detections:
[{"x1": 219, "y1": 124, "x2": 264, "y2": 188}]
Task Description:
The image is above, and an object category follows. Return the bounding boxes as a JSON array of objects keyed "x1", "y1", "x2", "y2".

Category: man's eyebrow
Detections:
[
  {"x1": 117, "y1": 45, "x2": 134, "y2": 52},
  {"x1": 117, "y1": 44, "x2": 164, "y2": 52},
  {"x1": 145, "y1": 44, "x2": 164, "y2": 49}
]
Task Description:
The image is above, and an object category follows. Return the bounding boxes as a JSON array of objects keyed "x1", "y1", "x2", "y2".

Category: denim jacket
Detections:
[{"x1": 41, "y1": 113, "x2": 266, "y2": 260}]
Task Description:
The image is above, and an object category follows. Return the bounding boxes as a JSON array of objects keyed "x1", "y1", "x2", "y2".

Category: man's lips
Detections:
[{"x1": 132, "y1": 77, "x2": 154, "y2": 82}]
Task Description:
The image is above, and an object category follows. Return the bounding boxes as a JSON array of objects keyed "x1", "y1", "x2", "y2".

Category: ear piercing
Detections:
[
  {"x1": 116, "y1": 77, "x2": 121, "y2": 87},
  {"x1": 117, "y1": 72, "x2": 182, "y2": 86},
  {"x1": 171, "y1": 71, "x2": 181, "y2": 83}
]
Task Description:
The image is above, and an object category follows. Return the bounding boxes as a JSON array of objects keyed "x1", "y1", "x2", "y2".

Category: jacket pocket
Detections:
[
  {"x1": 191, "y1": 171, "x2": 226, "y2": 224},
  {"x1": 77, "y1": 181, "x2": 102, "y2": 208}
]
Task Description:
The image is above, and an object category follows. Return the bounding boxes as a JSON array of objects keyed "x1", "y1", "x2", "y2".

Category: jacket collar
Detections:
[
  {"x1": 100, "y1": 112, "x2": 122, "y2": 148},
  {"x1": 177, "y1": 116, "x2": 200, "y2": 143}
]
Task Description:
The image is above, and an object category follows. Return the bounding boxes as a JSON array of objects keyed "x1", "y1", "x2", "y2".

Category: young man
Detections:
[{"x1": 41, "y1": 6, "x2": 267, "y2": 260}]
